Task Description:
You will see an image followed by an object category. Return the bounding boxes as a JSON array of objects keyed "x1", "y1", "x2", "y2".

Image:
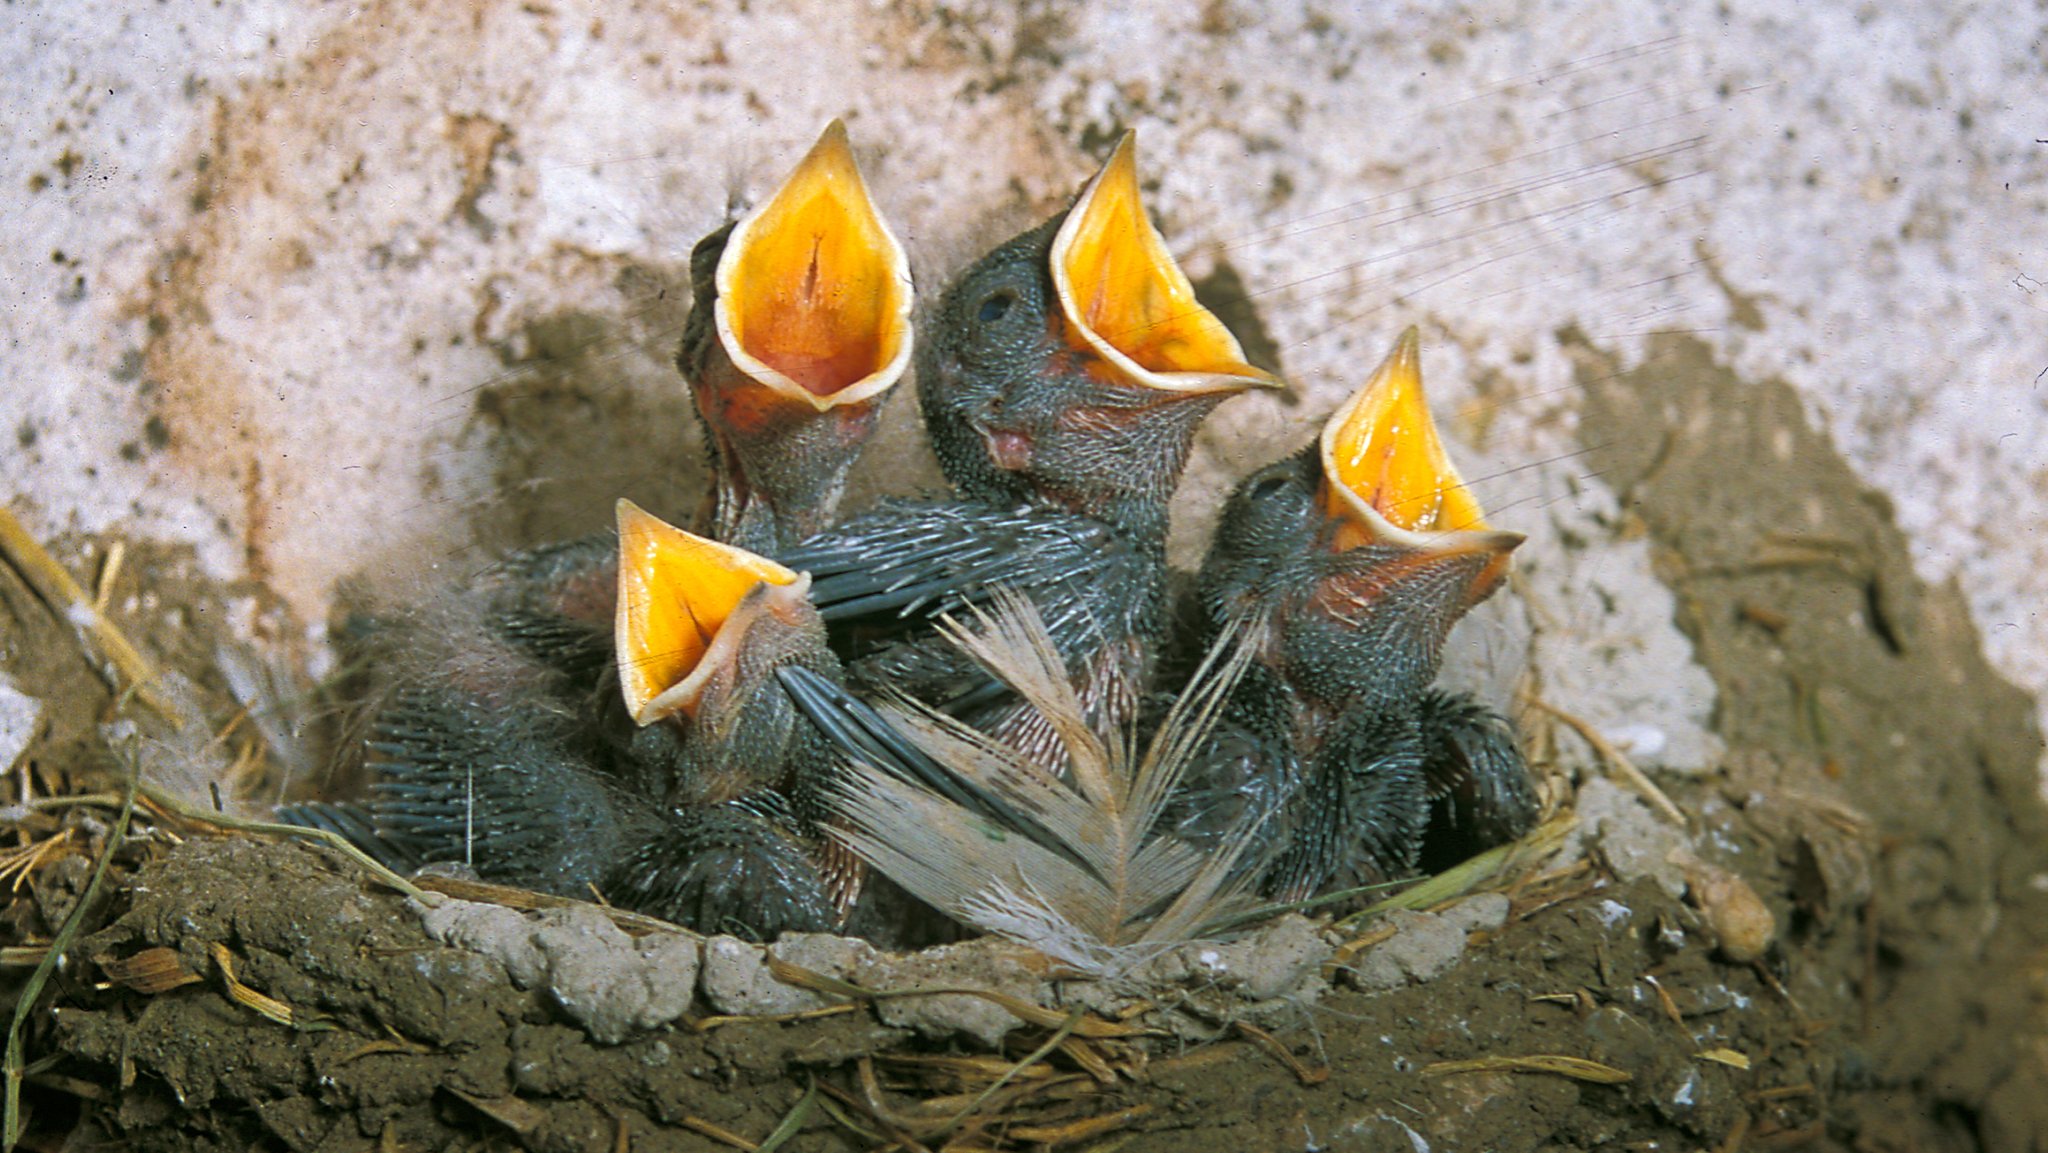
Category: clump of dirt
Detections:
[{"x1": 5, "y1": 332, "x2": 2047, "y2": 1151}]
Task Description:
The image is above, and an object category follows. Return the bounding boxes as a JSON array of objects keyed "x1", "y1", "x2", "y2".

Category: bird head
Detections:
[
  {"x1": 918, "y1": 132, "x2": 1281, "y2": 545},
  {"x1": 678, "y1": 120, "x2": 914, "y2": 552},
  {"x1": 613, "y1": 499, "x2": 827, "y2": 733},
  {"x1": 1203, "y1": 329, "x2": 1523, "y2": 707}
]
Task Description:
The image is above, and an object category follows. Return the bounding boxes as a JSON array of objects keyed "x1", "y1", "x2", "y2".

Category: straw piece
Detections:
[{"x1": 0, "y1": 507, "x2": 179, "y2": 727}]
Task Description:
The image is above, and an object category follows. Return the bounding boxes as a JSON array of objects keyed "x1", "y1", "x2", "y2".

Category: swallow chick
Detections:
[
  {"x1": 782, "y1": 133, "x2": 1280, "y2": 764},
  {"x1": 680, "y1": 119, "x2": 915, "y2": 556},
  {"x1": 1184, "y1": 328, "x2": 1538, "y2": 902},
  {"x1": 598, "y1": 499, "x2": 850, "y2": 935},
  {"x1": 297, "y1": 503, "x2": 853, "y2": 939}
]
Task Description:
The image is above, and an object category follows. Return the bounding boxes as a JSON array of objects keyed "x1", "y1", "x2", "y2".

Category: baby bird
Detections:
[
  {"x1": 298, "y1": 503, "x2": 851, "y2": 939},
  {"x1": 479, "y1": 119, "x2": 916, "y2": 671},
  {"x1": 1184, "y1": 328, "x2": 1538, "y2": 901},
  {"x1": 679, "y1": 119, "x2": 915, "y2": 555}
]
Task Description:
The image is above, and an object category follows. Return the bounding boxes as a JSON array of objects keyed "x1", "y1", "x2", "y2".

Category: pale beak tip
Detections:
[
  {"x1": 799, "y1": 118, "x2": 859, "y2": 176},
  {"x1": 1100, "y1": 129, "x2": 1140, "y2": 187},
  {"x1": 1389, "y1": 326, "x2": 1423, "y2": 378},
  {"x1": 615, "y1": 497, "x2": 653, "y2": 533}
]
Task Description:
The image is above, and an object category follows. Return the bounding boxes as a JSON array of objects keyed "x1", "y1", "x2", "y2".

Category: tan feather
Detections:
[{"x1": 828, "y1": 590, "x2": 1267, "y2": 975}]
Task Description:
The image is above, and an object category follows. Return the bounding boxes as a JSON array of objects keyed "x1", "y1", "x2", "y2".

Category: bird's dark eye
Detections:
[
  {"x1": 1247, "y1": 474, "x2": 1292, "y2": 500},
  {"x1": 977, "y1": 291, "x2": 1015, "y2": 323}
]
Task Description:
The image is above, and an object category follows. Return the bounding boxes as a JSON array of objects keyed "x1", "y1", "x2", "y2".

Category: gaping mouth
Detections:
[
  {"x1": 1049, "y1": 132, "x2": 1282, "y2": 398},
  {"x1": 713, "y1": 120, "x2": 914, "y2": 411},
  {"x1": 613, "y1": 499, "x2": 808, "y2": 725},
  {"x1": 1317, "y1": 327, "x2": 1525, "y2": 567}
]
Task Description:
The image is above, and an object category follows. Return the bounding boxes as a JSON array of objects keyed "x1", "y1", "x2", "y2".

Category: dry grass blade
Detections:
[
  {"x1": 445, "y1": 1087, "x2": 547, "y2": 1136},
  {"x1": 1234, "y1": 1021, "x2": 1330, "y2": 1085},
  {"x1": 829, "y1": 595, "x2": 1264, "y2": 974},
  {"x1": 1696, "y1": 1048, "x2": 1753, "y2": 1070},
  {"x1": 854, "y1": 1057, "x2": 934, "y2": 1149},
  {"x1": 412, "y1": 875, "x2": 698, "y2": 939},
  {"x1": 1329, "y1": 812, "x2": 1577, "y2": 932},
  {"x1": 876, "y1": 1054, "x2": 1061, "y2": 1084},
  {"x1": 1008, "y1": 1105, "x2": 1154, "y2": 1145},
  {"x1": 128, "y1": 783, "x2": 434, "y2": 903},
  {"x1": 903, "y1": 1075, "x2": 1088, "y2": 1121},
  {"x1": 1422, "y1": 1054, "x2": 1632, "y2": 1083},
  {"x1": 209, "y1": 942, "x2": 328, "y2": 1029},
  {"x1": 0, "y1": 830, "x2": 76, "y2": 894},
  {"x1": 339, "y1": 1038, "x2": 433, "y2": 1062},
  {"x1": 764, "y1": 955, "x2": 1145, "y2": 1038},
  {"x1": 930, "y1": 1008, "x2": 1084, "y2": 1138},
  {"x1": 811, "y1": 1093, "x2": 886, "y2": 1145},
  {"x1": 692, "y1": 1003, "x2": 861, "y2": 1031},
  {"x1": 1057, "y1": 1037, "x2": 1115, "y2": 1084},
  {"x1": 753, "y1": 1076, "x2": 819, "y2": 1153},
  {"x1": 22, "y1": 1073, "x2": 104, "y2": 1103},
  {"x1": 0, "y1": 507, "x2": 180, "y2": 727},
  {"x1": 1533, "y1": 700, "x2": 1686, "y2": 826},
  {"x1": 4, "y1": 737, "x2": 139, "y2": 1152},
  {"x1": 1323, "y1": 924, "x2": 1400, "y2": 978},
  {"x1": 676, "y1": 1115, "x2": 762, "y2": 1151},
  {"x1": 95, "y1": 947, "x2": 202, "y2": 994}
]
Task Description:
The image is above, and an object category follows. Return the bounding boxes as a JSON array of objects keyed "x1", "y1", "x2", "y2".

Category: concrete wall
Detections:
[{"x1": 5, "y1": 0, "x2": 2043, "y2": 777}]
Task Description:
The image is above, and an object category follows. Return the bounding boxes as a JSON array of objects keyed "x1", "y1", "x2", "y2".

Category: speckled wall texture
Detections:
[{"x1": 5, "y1": 1, "x2": 2044, "y2": 777}]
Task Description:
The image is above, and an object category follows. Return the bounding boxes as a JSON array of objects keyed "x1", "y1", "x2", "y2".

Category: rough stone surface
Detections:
[
  {"x1": 415, "y1": 897, "x2": 548, "y2": 986},
  {"x1": 1348, "y1": 910, "x2": 1470, "y2": 992},
  {"x1": 1439, "y1": 892, "x2": 1512, "y2": 936},
  {"x1": 0, "y1": 676, "x2": 43, "y2": 779},
  {"x1": 1516, "y1": 487, "x2": 1727, "y2": 773},
  {"x1": 1573, "y1": 778, "x2": 1692, "y2": 899},
  {"x1": 531, "y1": 907, "x2": 701, "y2": 1044},
  {"x1": 694, "y1": 932, "x2": 882, "y2": 1018},
  {"x1": 1230, "y1": 914, "x2": 1335, "y2": 1002},
  {"x1": 700, "y1": 935, "x2": 839, "y2": 1018},
  {"x1": 414, "y1": 897, "x2": 701, "y2": 1043},
  {"x1": 852, "y1": 936, "x2": 1048, "y2": 1047}
]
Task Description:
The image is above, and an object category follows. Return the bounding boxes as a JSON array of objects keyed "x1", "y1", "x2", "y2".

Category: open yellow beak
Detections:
[
  {"x1": 1049, "y1": 132, "x2": 1282, "y2": 397},
  {"x1": 614, "y1": 499, "x2": 808, "y2": 726},
  {"x1": 1318, "y1": 328, "x2": 1524, "y2": 566},
  {"x1": 713, "y1": 120, "x2": 914, "y2": 412}
]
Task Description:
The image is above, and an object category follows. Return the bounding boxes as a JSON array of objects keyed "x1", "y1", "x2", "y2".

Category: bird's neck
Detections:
[
  {"x1": 1053, "y1": 482, "x2": 1173, "y2": 557},
  {"x1": 1034, "y1": 390, "x2": 1216, "y2": 553}
]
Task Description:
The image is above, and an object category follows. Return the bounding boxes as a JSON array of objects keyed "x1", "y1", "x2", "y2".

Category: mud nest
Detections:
[{"x1": 6, "y1": 340, "x2": 2048, "y2": 1152}]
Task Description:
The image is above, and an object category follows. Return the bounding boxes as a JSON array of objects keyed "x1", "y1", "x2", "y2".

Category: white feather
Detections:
[{"x1": 828, "y1": 592, "x2": 1268, "y2": 976}]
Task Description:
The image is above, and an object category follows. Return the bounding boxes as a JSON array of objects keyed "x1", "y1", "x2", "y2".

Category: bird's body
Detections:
[
  {"x1": 785, "y1": 498, "x2": 1162, "y2": 766},
  {"x1": 297, "y1": 132, "x2": 1542, "y2": 951},
  {"x1": 1177, "y1": 331, "x2": 1538, "y2": 902},
  {"x1": 296, "y1": 504, "x2": 854, "y2": 938}
]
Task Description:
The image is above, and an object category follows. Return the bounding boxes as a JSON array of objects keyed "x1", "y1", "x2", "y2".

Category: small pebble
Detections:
[{"x1": 1685, "y1": 861, "x2": 1776, "y2": 963}]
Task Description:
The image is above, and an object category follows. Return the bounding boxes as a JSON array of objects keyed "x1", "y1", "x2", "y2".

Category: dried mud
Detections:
[{"x1": 5, "y1": 334, "x2": 2047, "y2": 1151}]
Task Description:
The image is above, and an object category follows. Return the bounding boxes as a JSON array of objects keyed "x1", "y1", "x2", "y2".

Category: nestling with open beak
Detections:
[
  {"x1": 1179, "y1": 328, "x2": 1539, "y2": 901},
  {"x1": 598, "y1": 500, "x2": 850, "y2": 934},
  {"x1": 293, "y1": 503, "x2": 857, "y2": 939},
  {"x1": 680, "y1": 119, "x2": 915, "y2": 555},
  {"x1": 783, "y1": 132, "x2": 1281, "y2": 765}
]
